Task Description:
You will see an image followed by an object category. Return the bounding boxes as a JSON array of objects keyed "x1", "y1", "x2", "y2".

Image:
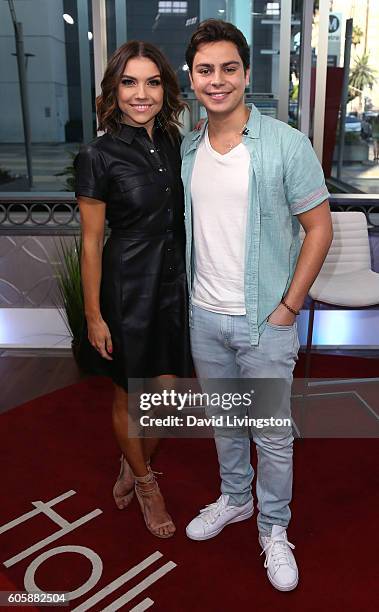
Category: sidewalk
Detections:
[
  {"x1": 331, "y1": 159, "x2": 379, "y2": 194},
  {"x1": 1, "y1": 142, "x2": 379, "y2": 193},
  {"x1": 0, "y1": 143, "x2": 79, "y2": 191}
]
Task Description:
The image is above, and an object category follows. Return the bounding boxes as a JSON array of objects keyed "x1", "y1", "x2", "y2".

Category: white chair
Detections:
[{"x1": 302, "y1": 211, "x2": 379, "y2": 377}]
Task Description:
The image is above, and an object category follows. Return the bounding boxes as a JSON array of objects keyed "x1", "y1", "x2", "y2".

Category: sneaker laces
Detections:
[
  {"x1": 199, "y1": 496, "x2": 228, "y2": 525},
  {"x1": 260, "y1": 534, "x2": 295, "y2": 570}
]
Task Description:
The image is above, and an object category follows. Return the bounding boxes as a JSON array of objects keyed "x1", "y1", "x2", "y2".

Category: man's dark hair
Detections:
[{"x1": 185, "y1": 19, "x2": 250, "y2": 73}]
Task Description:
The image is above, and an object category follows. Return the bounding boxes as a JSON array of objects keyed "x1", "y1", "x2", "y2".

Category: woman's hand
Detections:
[
  {"x1": 87, "y1": 316, "x2": 113, "y2": 360},
  {"x1": 267, "y1": 302, "x2": 296, "y2": 326},
  {"x1": 194, "y1": 118, "x2": 206, "y2": 131}
]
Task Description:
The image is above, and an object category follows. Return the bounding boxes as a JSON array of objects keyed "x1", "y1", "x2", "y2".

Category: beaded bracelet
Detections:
[{"x1": 281, "y1": 298, "x2": 300, "y2": 316}]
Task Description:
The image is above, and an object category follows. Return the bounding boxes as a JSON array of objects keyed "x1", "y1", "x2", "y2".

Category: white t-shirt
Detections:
[{"x1": 191, "y1": 128, "x2": 250, "y2": 314}]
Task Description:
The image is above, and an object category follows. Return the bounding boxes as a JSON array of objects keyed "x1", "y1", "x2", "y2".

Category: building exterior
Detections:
[
  {"x1": 329, "y1": 0, "x2": 379, "y2": 110},
  {"x1": 0, "y1": 0, "x2": 69, "y2": 143},
  {"x1": 0, "y1": 0, "x2": 378, "y2": 193}
]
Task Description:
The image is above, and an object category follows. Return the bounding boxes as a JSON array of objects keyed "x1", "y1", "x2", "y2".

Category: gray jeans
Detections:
[{"x1": 190, "y1": 304, "x2": 300, "y2": 535}]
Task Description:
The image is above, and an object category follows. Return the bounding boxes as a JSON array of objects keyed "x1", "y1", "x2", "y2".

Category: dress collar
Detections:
[
  {"x1": 116, "y1": 121, "x2": 162, "y2": 144},
  {"x1": 115, "y1": 122, "x2": 146, "y2": 144}
]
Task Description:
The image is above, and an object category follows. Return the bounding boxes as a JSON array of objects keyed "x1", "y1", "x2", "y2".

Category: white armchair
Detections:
[{"x1": 302, "y1": 211, "x2": 379, "y2": 377}]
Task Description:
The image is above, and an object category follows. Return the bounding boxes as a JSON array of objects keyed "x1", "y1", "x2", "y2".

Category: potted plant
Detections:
[
  {"x1": 0, "y1": 166, "x2": 29, "y2": 191},
  {"x1": 55, "y1": 236, "x2": 84, "y2": 363},
  {"x1": 333, "y1": 131, "x2": 369, "y2": 162},
  {"x1": 55, "y1": 151, "x2": 78, "y2": 191}
]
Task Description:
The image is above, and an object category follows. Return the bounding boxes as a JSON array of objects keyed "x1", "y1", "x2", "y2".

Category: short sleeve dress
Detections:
[{"x1": 74, "y1": 123, "x2": 192, "y2": 389}]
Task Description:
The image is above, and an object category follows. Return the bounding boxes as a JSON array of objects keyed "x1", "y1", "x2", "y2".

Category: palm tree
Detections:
[
  {"x1": 352, "y1": 26, "x2": 364, "y2": 48},
  {"x1": 348, "y1": 54, "x2": 377, "y2": 105}
]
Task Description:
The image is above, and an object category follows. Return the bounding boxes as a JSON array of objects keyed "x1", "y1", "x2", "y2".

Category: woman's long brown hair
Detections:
[{"x1": 96, "y1": 41, "x2": 186, "y2": 140}]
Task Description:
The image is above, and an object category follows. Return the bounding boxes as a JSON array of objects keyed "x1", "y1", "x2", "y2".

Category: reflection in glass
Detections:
[
  {"x1": 326, "y1": 0, "x2": 379, "y2": 194},
  {"x1": 0, "y1": 0, "x2": 95, "y2": 193}
]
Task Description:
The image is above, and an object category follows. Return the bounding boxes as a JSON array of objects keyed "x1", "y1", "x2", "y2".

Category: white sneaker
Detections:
[
  {"x1": 259, "y1": 525, "x2": 299, "y2": 591},
  {"x1": 186, "y1": 494, "x2": 254, "y2": 541}
]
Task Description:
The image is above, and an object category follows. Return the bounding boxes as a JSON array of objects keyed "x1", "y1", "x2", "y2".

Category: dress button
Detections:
[
  {"x1": 158, "y1": 168, "x2": 163, "y2": 172},
  {"x1": 165, "y1": 187, "x2": 170, "y2": 192},
  {"x1": 169, "y1": 267, "x2": 174, "y2": 271},
  {"x1": 150, "y1": 149, "x2": 155, "y2": 153}
]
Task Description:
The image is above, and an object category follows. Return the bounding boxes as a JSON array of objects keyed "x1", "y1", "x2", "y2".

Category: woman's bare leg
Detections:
[
  {"x1": 141, "y1": 374, "x2": 176, "y2": 464},
  {"x1": 142, "y1": 437, "x2": 160, "y2": 464},
  {"x1": 112, "y1": 384, "x2": 175, "y2": 537},
  {"x1": 112, "y1": 384, "x2": 148, "y2": 476},
  {"x1": 111, "y1": 384, "x2": 144, "y2": 509}
]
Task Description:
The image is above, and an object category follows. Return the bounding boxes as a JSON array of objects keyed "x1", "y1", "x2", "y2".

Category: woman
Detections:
[{"x1": 74, "y1": 41, "x2": 192, "y2": 538}]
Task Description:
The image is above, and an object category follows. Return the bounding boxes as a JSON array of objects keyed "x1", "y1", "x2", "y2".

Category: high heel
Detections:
[
  {"x1": 134, "y1": 467, "x2": 175, "y2": 538},
  {"x1": 113, "y1": 454, "x2": 134, "y2": 509}
]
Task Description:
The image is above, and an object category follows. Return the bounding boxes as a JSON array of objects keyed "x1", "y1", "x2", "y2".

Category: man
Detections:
[{"x1": 181, "y1": 20, "x2": 333, "y2": 592}]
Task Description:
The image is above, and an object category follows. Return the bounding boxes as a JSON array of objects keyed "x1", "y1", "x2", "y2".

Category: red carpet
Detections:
[
  {"x1": 0, "y1": 368, "x2": 378, "y2": 611},
  {"x1": 295, "y1": 351, "x2": 379, "y2": 378}
]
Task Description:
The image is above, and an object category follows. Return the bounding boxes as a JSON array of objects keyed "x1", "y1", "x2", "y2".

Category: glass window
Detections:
[
  {"x1": 106, "y1": 1, "x2": 294, "y2": 123},
  {"x1": 288, "y1": 0, "x2": 303, "y2": 129},
  {"x1": 325, "y1": 1, "x2": 379, "y2": 193},
  {"x1": 106, "y1": 0, "x2": 201, "y2": 96},
  {"x1": 0, "y1": 0, "x2": 313, "y2": 193},
  {"x1": 0, "y1": 0, "x2": 95, "y2": 193},
  {"x1": 249, "y1": 0, "x2": 282, "y2": 118},
  {"x1": 158, "y1": 1, "x2": 188, "y2": 13}
]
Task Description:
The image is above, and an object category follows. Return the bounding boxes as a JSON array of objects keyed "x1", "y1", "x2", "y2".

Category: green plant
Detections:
[
  {"x1": 348, "y1": 53, "x2": 377, "y2": 103},
  {"x1": 55, "y1": 236, "x2": 84, "y2": 344},
  {"x1": 291, "y1": 83, "x2": 299, "y2": 101},
  {"x1": 335, "y1": 129, "x2": 363, "y2": 144},
  {"x1": 352, "y1": 26, "x2": 364, "y2": 48},
  {"x1": 55, "y1": 151, "x2": 78, "y2": 191},
  {"x1": 0, "y1": 167, "x2": 15, "y2": 184},
  {"x1": 344, "y1": 131, "x2": 362, "y2": 144}
]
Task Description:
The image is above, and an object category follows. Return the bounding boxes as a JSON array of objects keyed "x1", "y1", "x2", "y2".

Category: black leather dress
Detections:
[{"x1": 74, "y1": 123, "x2": 192, "y2": 389}]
